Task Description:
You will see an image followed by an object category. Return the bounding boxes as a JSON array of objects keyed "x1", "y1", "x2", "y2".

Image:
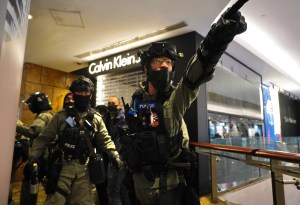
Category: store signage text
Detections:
[
  {"x1": 89, "y1": 54, "x2": 140, "y2": 74},
  {"x1": 283, "y1": 116, "x2": 297, "y2": 124}
]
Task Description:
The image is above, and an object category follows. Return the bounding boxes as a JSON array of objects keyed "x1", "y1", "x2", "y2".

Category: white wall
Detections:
[{"x1": 0, "y1": 0, "x2": 30, "y2": 204}]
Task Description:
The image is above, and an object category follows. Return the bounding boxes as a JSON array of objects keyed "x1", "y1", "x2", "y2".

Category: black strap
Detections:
[
  {"x1": 56, "y1": 187, "x2": 69, "y2": 198},
  {"x1": 65, "y1": 107, "x2": 97, "y2": 158},
  {"x1": 159, "y1": 169, "x2": 168, "y2": 195},
  {"x1": 78, "y1": 114, "x2": 96, "y2": 159},
  {"x1": 84, "y1": 130, "x2": 96, "y2": 159}
]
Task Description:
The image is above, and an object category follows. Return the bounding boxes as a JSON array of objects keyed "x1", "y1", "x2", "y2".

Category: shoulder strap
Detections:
[
  {"x1": 65, "y1": 107, "x2": 97, "y2": 157},
  {"x1": 65, "y1": 107, "x2": 95, "y2": 126},
  {"x1": 86, "y1": 108, "x2": 95, "y2": 121},
  {"x1": 85, "y1": 133, "x2": 96, "y2": 158},
  {"x1": 84, "y1": 109, "x2": 96, "y2": 158},
  {"x1": 132, "y1": 88, "x2": 144, "y2": 105}
]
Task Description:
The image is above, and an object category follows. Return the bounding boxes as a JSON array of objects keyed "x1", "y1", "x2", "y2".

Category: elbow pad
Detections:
[{"x1": 182, "y1": 52, "x2": 215, "y2": 90}]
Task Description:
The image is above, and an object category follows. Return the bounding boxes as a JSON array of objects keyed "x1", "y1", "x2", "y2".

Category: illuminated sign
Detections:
[
  {"x1": 89, "y1": 53, "x2": 141, "y2": 75},
  {"x1": 262, "y1": 85, "x2": 281, "y2": 143}
]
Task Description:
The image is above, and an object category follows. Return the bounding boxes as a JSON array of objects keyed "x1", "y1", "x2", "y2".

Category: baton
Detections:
[
  {"x1": 121, "y1": 97, "x2": 126, "y2": 108},
  {"x1": 224, "y1": 0, "x2": 249, "y2": 19}
]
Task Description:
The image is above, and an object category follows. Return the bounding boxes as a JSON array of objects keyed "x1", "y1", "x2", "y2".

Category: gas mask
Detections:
[{"x1": 147, "y1": 68, "x2": 174, "y2": 93}]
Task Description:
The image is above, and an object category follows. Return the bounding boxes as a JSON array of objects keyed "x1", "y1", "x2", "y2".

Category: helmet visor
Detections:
[{"x1": 148, "y1": 42, "x2": 179, "y2": 61}]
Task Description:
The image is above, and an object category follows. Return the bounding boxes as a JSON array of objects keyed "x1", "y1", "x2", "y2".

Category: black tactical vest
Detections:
[
  {"x1": 58, "y1": 108, "x2": 95, "y2": 163},
  {"x1": 131, "y1": 88, "x2": 180, "y2": 165}
]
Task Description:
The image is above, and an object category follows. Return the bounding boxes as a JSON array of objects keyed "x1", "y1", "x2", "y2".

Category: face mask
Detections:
[
  {"x1": 107, "y1": 104, "x2": 119, "y2": 119},
  {"x1": 147, "y1": 68, "x2": 174, "y2": 92},
  {"x1": 107, "y1": 104, "x2": 118, "y2": 112},
  {"x1": 73, "y1": 94, "x2": 91, "y2": 110},
  {"x1": 63, "y1": 102, "x2": 74, "y2": 109}
]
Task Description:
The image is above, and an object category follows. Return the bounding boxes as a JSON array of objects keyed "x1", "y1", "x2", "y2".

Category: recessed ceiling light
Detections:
[
  {"x1": 50, "y1": 10, "x2": 84, "y2": 27},
  {"x1": 261, "y1": 14, "x2": 266, "y2": 18}
]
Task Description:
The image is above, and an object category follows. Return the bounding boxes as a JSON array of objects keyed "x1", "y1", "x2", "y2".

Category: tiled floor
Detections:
[{"x1": 11, "y1": 180, "x2": 225, "y2": 205}]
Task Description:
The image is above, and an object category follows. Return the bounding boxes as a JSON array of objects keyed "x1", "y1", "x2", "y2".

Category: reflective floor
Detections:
[{"x1": 10, "y1": 180, "x2": 225, "y2": 205}]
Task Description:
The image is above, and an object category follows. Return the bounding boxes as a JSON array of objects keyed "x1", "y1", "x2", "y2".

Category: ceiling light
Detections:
[
  {"x1": 28, "y1": 14, "x2": 33, "y2": 20},
  {"x1": 74, "y1": 21, "x2": 187, "y2": 60},
  {"x1": 50, "y1": 10, "x2": 84, "y2": 27}
]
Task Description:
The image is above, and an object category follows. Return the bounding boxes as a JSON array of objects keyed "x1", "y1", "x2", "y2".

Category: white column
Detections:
[{"x1": 0, "y1": 0, "x2": 31, "y2": 204}]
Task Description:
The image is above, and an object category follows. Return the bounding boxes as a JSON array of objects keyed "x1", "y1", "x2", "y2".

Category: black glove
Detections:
[
  {"x1": 111, "y1": 156, "x2": 124, "y2": 172},
  {"x1": 13, "y1": 139, "x2": 29, "y2": 162},
  {"x1": 214, "y1": 9, "x2": 247, "y2": 45},
  {"x1": 194, "y1": 9, "x2": 247, "y2": 86},
  {"x1": 200, "y1": 9, "x2": 247, "y2": 57},
  {"x1": 179, "y1": 148, "x2": 198, "y2": 168},
  {"x1": 23, "y1": 156, "x2": 42, "y2": 181}
]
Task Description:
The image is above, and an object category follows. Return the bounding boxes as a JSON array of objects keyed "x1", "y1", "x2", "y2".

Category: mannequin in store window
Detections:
[
  {"x1": 255, "y1": 132, "x2": 260, "y2": 140},
  {"x1": 230, "y1": 123, "x2": 239, "y2": 137},
  {"x1": 239, "y1": 123, "x2": 249, "y2": 137},
  {"x1": 222, "y1": 126, "x2": 229, "y2": 138}
]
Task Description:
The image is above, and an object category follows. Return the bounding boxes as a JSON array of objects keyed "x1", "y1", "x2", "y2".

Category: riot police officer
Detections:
[
  {"x1": 29, "y1": 76, "x2": 122, "y2": 205},
  {"x1": 121, "y1": 8, "x2": 247, "y2": 205},
  {"x1": 16, "y1": 92, "x2": 54, "y2": 143},
  {"x1": 15, "y1": 92, "x2": 54, "y2": 205}
]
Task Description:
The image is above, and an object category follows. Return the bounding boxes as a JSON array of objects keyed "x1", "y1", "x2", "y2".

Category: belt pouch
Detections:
[{"x1": 88, "y1": 153, "x2": 106, "y2": 184}]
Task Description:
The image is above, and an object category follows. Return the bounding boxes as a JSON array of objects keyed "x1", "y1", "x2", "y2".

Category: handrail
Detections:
[
  {"x1": 190, "y1": 141, "x2": 300, "y2": 205},
  {"x1": 254, "y1": 149, "x2": 300, "y2": 164},
  {"x1": 190, "y1": 141, "x2": 300, "y2": 164},
  {"x1": 190, "y1": 141, "x2": 258, "y2": 155}
]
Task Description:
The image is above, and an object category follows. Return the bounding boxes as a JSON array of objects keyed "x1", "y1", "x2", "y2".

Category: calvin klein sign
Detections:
[{"x1": 88, "y1": 52, "x2": 142, "y2": 75}]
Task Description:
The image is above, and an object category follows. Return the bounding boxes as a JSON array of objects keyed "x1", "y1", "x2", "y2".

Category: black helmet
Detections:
[
  {"x1": 69, "y1": 76, "x2": 94, "y2": 93},
  {"x1": 137, "y1": 42, "x2": 183, "y2": 67},
  {"x1": 23, "y1": 92, "x2": 52, "y2": 113}
]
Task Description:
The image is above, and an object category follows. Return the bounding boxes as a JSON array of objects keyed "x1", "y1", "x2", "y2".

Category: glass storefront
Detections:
[
  {"x1": 206, "y1": 54, "x2": 264, "y2": 141},
  {"x1": 208, "y1": 112, "x2": 263, "y2": 140}
]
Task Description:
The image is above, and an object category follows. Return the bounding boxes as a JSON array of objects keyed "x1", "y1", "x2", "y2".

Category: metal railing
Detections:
[{"x1": 190, "y1": 142, "x2": 300, "y2": 205}]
